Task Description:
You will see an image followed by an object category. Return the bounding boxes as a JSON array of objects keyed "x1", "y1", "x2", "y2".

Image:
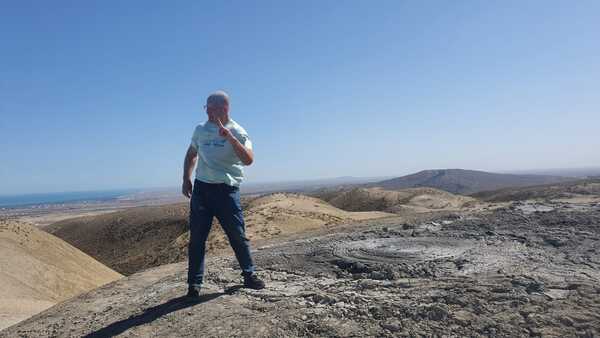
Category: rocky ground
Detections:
[{"x1": 2, "y1": 200, "x2": 599, "y2": 337}]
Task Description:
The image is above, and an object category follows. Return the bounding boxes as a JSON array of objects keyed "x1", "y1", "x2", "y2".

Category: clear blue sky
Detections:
[{"x1": 1, "y1": 0, "x2": 598, "y2": 194}]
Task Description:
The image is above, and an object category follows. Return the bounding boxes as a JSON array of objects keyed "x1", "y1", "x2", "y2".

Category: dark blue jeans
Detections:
[{"x1": 187, "y1": 179, "x2": 256, "y2": 287}]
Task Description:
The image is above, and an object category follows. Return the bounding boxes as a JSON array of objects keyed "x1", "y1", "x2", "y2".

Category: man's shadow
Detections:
[{"x1": 84, "y1": 285, "x2": 244, "y2": 338}]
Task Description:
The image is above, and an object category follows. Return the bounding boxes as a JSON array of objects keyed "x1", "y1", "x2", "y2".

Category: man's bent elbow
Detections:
[{"x1": 241, "y1": 149, "x2": 254, "y2": 166}]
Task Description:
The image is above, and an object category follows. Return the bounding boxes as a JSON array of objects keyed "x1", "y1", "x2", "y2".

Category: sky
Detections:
[{"x1": 1, "y1": 0, "x2": 599, "y2": 195}]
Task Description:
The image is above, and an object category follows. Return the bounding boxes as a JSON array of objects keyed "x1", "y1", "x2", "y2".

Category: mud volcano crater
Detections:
[
  {"x1": 325, "y1": 232, "x2": 536, "y2": 279},
  {"x1": 336, "y1": 237, "x2": 475, "y2": 263}
]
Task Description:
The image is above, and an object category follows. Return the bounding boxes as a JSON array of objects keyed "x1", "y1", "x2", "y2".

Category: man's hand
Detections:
[
  {"x1": 216, "y1": 118, "x2": 254, "y2": 165},
  {"x1": 182, "y1": 145, "x2": 198, "y2": 198},
  {"x1": 216, "y1": 118, "x2": 234, "y2": 140},
  {"x1": 182, "y1": 179, "x2": 193, "y2": 198}
]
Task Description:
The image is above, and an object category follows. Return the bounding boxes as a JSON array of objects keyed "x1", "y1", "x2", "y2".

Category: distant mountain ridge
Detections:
[
  {"x1": 367, "y1": 169, "x2": 574, "y2": 195},
  {"x1": 471, "y1": 178, "x2": 600, "y2": 202}
]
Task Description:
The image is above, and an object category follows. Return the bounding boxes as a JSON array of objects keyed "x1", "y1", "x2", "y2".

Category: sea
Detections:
[{"x1": 0, "y1": 189, "x2": 140, "y2": 208}]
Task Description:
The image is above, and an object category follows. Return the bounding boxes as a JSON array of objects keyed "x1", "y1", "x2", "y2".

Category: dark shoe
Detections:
[
  {"x1": 186, "y1": 285, "x2": 201, "y2": 299},
  {"x1": 243, "y1": 273, "x2": 265, "y2": 290}
]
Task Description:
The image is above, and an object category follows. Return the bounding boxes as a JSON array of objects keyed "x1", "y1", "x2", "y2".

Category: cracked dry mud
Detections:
[{"x1": 2, "y1": 202, "x2": 599, "y2": 337}]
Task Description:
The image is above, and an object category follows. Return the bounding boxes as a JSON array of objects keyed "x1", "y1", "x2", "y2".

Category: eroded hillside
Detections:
[
  {"x1": 0, "y1": 220, "x2": 122, "y2": 330},
  {"x1": 44, "y1": 193, "x2": 393, "y2": 275}
]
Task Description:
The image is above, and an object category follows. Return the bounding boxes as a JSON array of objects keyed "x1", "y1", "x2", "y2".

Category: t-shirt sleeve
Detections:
[{"x1": 238, "y1": 132, "x2": 253, "y2": 150}]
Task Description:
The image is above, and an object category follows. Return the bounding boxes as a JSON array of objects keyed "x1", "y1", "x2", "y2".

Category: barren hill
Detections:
[
  {"x1": 44, "y1": 194, "x2": 393, "y2": 276},
  {"x1": 44, "y1": 203, "x2": 191, "y2": 276},
  {"x1": 3, "y1": 200, "x2": 599, "y2": 337},
  {"x1": 315, "y1": 187, "x2": 477, "y2": 214},
  {"x1": 472, "y1": 178, "x2": 600, "y2": 202},
  {"x1": 243, "y1": 192, "x2": 392, "y2": 234},
  {"x1": 368, "y1": 169, "x2": 572, "y2": 195},
  {"x1": 0, "y1": 219, "x2": 122, "y2": 330}
]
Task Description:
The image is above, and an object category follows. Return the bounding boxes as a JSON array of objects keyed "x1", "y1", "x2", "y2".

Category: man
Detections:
[{"x1": 182, "y1": 90, "x2": 265, "y2": 298}]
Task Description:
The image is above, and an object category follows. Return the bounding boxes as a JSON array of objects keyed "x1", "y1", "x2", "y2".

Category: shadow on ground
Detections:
[{"x1": 84, "y1": 292, "x2": 224, "y2": 338}]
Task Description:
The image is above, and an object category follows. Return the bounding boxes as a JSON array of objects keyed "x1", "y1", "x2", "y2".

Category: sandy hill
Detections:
[
  {"x1": 0, "y1": 219, "x2": 122, "y2": 331},
  {"x1": 243, "y1": 192, "x2": 392, "y2": 234},
  {"x1": 314, "y1": 186, "x2": 478, "y2": 213},
  {"x1": 368, "y1": 169, "x2": 572, "y2": 195},
  {"x1": 472, "y1": 178, "x2": 600, "y2": 202},
  {"x1": 44, "y1": 194, "x2": 392, "y2": 276}
]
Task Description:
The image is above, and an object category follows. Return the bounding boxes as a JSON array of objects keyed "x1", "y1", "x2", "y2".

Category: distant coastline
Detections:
[
  {"x1": 0, "y1": 188, "x2": 185, "y2": 227},
  {"x1": 0, "y1": 189, "x2": 140, "y2": 209}
]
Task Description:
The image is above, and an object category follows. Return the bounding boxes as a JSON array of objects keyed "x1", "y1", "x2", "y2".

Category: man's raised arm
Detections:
[{"x1": 216, "y1": 119, "x2": 254, "y2": 166}]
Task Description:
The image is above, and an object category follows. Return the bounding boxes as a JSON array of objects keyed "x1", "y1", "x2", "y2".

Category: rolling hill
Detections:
[
  {"x1": 0, "y1": 219, "x2": 122, "y2": 330},
  {"x1": 314, "y1": 187, "x2": 478, "y2": 213},
  {"x1": 367, "y1": 169, "x2": 573, "y2": 195},
  {"x1": 44, "y1": 193, "x2": 393, "y2": 276}
]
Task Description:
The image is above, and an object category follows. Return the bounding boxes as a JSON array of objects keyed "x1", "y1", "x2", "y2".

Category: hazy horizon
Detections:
[
  {"x1": 2, "y1": 166, "x2": 600, "y2": 196},
  {"x1": 2, "y1": 1, "x2": 599, "y2": 195}
]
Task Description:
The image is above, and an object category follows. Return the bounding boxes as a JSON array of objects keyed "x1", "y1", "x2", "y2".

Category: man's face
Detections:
[{"x1": 206, "y1": 103, "x2": 229, "y2": 123}]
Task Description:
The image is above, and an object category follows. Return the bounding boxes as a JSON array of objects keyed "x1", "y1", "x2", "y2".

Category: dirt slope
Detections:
[
  {"x1": 44, "y1": 203, "x2": 191, "y2": 276},
  {"x1": 3, "y1": 201, "x2": 599, "y2": 337},
  {"x1": 316, "y1": 187, "x2": 478, "y2": 214},
  {"x1": 45, "y1": 194, "x2": 393, "y2": 276},
  {"x1": 0, "y1": 220, "x2": 122, "y2": 331},
  {"x1": 243, "y1": 192, "x2": 392, "y2": 234}
]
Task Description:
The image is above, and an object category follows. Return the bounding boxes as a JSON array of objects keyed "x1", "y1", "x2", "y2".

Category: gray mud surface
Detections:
[{"x1": 2, "y1": 203, "x2": 600, "y2": 337}]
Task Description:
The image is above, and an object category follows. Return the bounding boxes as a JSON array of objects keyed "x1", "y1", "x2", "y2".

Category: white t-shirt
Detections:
[{"x1": 190, "y1": 118, "x2": 252, "y2": 187}]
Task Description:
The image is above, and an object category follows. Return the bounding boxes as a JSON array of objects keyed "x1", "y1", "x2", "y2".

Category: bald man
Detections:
[{"x1": 182, "y1": 90, "x2": 265, "y2": 298}]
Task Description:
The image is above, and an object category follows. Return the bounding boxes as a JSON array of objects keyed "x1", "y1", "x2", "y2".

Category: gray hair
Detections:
[{"x1": 206, "y1": 90, "x2": 230, "y2": 107}]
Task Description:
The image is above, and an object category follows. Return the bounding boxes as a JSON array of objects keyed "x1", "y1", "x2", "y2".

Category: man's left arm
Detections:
[
  {"x1": 217, "y1": 120, "x2": 254, "y2": 165},
  {"x1": 227, "y1": 133, "x2": 254, "y2": 165}
]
